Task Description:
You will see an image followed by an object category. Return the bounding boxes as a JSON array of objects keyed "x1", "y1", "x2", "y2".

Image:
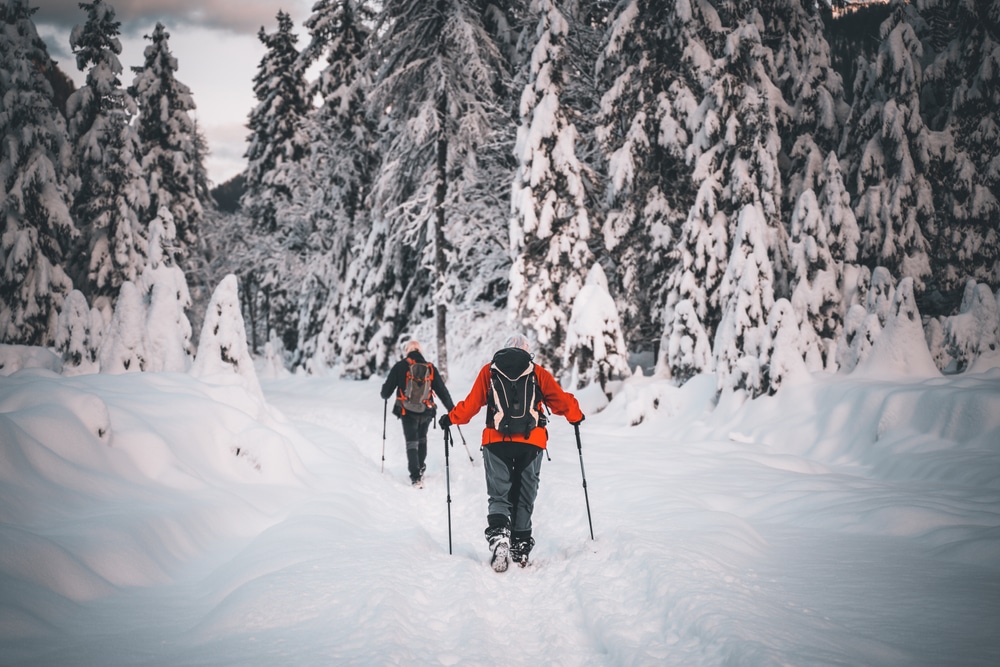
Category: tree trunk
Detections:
[{"x1": 435, "y1": 91, "x2": 449, "y2": 381}]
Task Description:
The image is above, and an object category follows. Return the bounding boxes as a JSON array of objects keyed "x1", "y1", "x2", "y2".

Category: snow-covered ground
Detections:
[{"x1": 2, "y1": 362, "x2": 999, "y2": 666}]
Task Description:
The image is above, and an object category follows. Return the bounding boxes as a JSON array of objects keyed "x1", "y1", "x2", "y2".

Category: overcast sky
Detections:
[{"x1": 36, "y1": 0, "x2": 317, "y2": 186}]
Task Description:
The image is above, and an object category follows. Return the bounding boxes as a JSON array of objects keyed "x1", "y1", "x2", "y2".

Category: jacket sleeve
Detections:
[
  {"x1": 432, "y1": 369, "x2": 456, "y2": 412},
  {"x1": 535, "y1": 365, "x2": 584, "y2": 423},
  {"x1": 380, "y1": 361, "x2": 402, "y2": 400},
  {"x1": 448, "y1": 364, "x2": 491, "y2": 426}
]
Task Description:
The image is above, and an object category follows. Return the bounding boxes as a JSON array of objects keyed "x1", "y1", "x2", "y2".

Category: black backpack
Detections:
[
  {"x1": 400, "y1": 359, "x2": 434, "y2": 414},
  {"x1": 487, "y1": 347, "x2": 544, "y2": 438}
]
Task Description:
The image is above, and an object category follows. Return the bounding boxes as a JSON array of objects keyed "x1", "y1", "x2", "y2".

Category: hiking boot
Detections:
[
  {"x1": 510, "y1": 534, "x2": 534, "y2": 567},
  {"x1": 485, "y1": 515, "x2": 511, "y2": 573}
]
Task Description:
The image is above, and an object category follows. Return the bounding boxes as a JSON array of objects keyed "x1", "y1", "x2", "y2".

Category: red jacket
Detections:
[{"x1": 448, "y1": 362, "x2": 583, "y2": 449}]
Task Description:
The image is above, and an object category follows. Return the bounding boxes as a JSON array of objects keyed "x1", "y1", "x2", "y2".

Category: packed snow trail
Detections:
[{"x1": 1, "y1": 369, "x2": 999, "y2": 665}]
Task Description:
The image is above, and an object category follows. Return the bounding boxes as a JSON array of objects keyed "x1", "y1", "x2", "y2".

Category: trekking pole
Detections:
[
  {"x1": 444, "y1": 426, "x2": 453, "y2": 555},
  {"x1": 574, "y1": 423, "x2": 595, "y2": 540},
  {"x1": 455, "y1": 424, "x2": 475, "y2": 464},
  {"x1": 381, "y1": 399, "x2": 387, "y2": 473}
]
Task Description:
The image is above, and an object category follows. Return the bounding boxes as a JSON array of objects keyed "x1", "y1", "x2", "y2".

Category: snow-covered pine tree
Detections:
[
  {"x1": 817, "y1": 150, "x2": 862, "y2": 304},
  {"x1": 788, "y1": 188, "x2": 843, "y2": 370},
  {"x1": 942, "y1": 279, "x2": 1000, "y2": 372},
  {"x1": 191, "y1": 274, "x2": 263, "y2": 399},
  {"x1": 293, "y1": 0, "x2": 377, "y2": 373},
  {"x1": 836, "y1": 302, "x2": 877, "y2": 373},
  {"x1": 509, "y1": 0, "x2": 594, "y2": 374},
  {"x1": 0, "y1": 0, "x2": 77, "y2": 346},
  {"x1": 765, "y1": 298, "x2": 810, "y2": 395},
  {"x1": 664, "y1": 299, "x2": 713, "y2": 384},
  {"x1": 773, "y1": 0, "x2": 849, "y2": 216},
  {"x1": 596, "y1": 0, "x2": 699, "y2": 361},
  {"x1": 713, "y1": 204, "x2": 776, "y2": 398},
  {"x1": 921, "y1": 0, "x2": 1000, "y2": 296},
  {"x1": 98, "y1": 280, "x2": 148, "y2": 373},
  {"x1": 837, "y1": 264, "x2": 895, "y2": 372},
  {"x1": 140, "y1": 208, "x2": 192, "y2": 372},
  {"x1": 659, "y1": 1, "x2": 787, "y2": 380},
  {"x1": 839, "y1": 0, "x2": 940, "y2": 292},
  {"x1": 854, "y1": 276, "x2": 939, "y2": 376},
  {"x1": 240, "y1": 11, "x2": 310, "y2": 355},
  {"x1": 341, "y1": 0, "x2": 507, "y2": 377},
  {"x1": 430, "y1": 0, "x2": 523, "y2": 361},
  {"x1": 868, "y1": 265, "x2": 896, "y2": 327},
  {"x1": 129, "y1": 22, "x2": 202, "y2": 268},
  {"x1": 243, "y1": 11, "x2": 309, "y2": 235},
  {"x1": 55, "y1": 289, "x2": 99, "y2": 376},
  {"x1": 563, "y1": 263, "x2": 631, "y2": 395},
  {"x1": 715, "y1": 4, "x2": 788, "y2": 291},
  {"x1": 66, "y1": 0, "x2": 149, "y2": 310}
]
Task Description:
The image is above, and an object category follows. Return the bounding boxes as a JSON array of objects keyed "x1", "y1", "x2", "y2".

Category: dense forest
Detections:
[{"x1": 2, "y1": 0, "x2": 998, "y2": 398}]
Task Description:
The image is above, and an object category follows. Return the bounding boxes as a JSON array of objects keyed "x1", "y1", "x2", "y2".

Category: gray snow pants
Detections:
[{"x1": 482, "y1": 441, "x2": 544, "y2": 534}]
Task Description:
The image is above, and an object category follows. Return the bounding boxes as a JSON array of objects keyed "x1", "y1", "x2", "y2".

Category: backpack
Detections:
[
  {"x1": 399, "y1": 359, "x2": 434, "y2": 414},
  {"x1": 487, "y1": 347, "x2": 544, "y2": 438}
]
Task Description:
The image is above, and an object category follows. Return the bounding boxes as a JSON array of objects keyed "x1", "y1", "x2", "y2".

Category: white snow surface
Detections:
[{"x1": 1, "y1": 362, "x2": 999, "y2": 666}]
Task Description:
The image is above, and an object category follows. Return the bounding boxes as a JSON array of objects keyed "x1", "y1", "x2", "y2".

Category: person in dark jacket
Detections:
[
  {"x1": 439, "y1": 334, "x2": 584, "y2": 570},
  {"x1": 381, "y1": 340, "x2": 455, "y2": 487}
]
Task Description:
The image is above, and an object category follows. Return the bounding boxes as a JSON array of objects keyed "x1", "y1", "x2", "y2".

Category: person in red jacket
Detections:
[{"x1": 440, "y1": 334, "x2": 584, "y2": 570}]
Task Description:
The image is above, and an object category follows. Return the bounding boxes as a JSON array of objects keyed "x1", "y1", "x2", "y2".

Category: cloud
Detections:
[{"x1": 34, "y1": 0, "x2": 312, "y2": 36}]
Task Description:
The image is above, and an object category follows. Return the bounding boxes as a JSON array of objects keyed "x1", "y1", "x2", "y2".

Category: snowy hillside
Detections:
[{"x1": 2, "y1": 363, "x2": 999, "y2": 666}]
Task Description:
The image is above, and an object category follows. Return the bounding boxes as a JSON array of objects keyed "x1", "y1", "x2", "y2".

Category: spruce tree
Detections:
[
  {"x1": 839, "y1": 0, "x2": 940, "y2": 291},
  {"x1": 563, "y1": 263, "x2": 631, "y2": 395},
  {"x1": 67, "y1": 0, "x2": 149, "y2": 309},
  {"x1": 596, "y1": 0, "x2": 699, "y2": 360},
  {"x1": 765, "y1": 298, "x2": 810, "y2": 395},
  {"x1": 341, "y1": 0, "x2": 507, "y2": 377},
  {"x1": 294, "y1": 0, "x2": 377, "y2": 372},
  {"x1": 55, "y1": 289, "x2": 100, "y2": 376},
  {"x1": 243, "y1": 11, "x2": 309, "y2": 235},
  {"x1": 788, "y1": 189, "x2": 843, "y2": 370},
  {"x1": 130, "y1": 22, "x2": 202, "y2": 267},
  {"x1": 140, "y1": 209, "x2": 192, "y2": 372},
  {"x1": 241, "y1": 11, "x2": 310, "y2": 355},
  {"x1": 921, "y1": 0, "x2": 1000, "y2": 295},
  {"x1": 713, "y1": 204, "x2": 776, "y2": 398},
  {"x1": 658, "y1": 0, "x2": 786, "y2": 380},
  {"x1": 191, "y1": 274, "x2": 263, "y2": 399},
  {"x1": 0, "y1": 0, "x2": 76, "y2": 346},
  {"x1": 98, "y1": 280, "x2": 148, "y2": 373},
  {"x1": 509, "y1": 0, "x2": 594, "y2": 373},
  {"x1": 943, "y1": 279, "x2": 1000, "y2": 372}
]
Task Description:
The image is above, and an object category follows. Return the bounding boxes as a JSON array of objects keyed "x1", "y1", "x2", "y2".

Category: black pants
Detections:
[{"x1": 401, "y1": 412, "x2": 432, "y2": 481}]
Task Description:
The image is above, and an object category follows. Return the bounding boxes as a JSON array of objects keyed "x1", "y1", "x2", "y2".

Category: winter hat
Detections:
[
  {"x1": 504, "y1": 334, "x2": 530, "y2": 352},
  {"x1": 402, "y1": 340, "x2": 423, "y2": 355}
]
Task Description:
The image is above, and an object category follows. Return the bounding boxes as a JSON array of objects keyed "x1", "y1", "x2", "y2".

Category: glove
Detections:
[
  {"x1": 570, "y1": 415, "x2": 585, "y2": 426},
  {"x1": 439, "y1": 414, "x2": 452, "y2": 429}
]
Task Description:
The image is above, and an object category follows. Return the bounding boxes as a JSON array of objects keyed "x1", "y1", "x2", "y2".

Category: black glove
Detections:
[
  {"x1": 439, "y1": 414, "x2": 452, "y2": 429},
  {"x1": 570, "y1": 415, "x2": 585, "y2": 426}
]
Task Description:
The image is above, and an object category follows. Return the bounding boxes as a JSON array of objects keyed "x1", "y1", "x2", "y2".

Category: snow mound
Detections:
[{"x1": 0, "y1": 345, "x2": 62, "y2": 376}]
